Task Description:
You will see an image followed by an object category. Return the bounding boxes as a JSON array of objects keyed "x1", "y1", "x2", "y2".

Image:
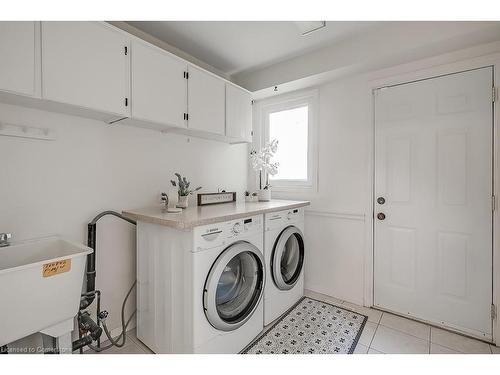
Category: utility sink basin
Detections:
[{"x1": 0, "y1": 236, "x2": 92, "y2": 347}]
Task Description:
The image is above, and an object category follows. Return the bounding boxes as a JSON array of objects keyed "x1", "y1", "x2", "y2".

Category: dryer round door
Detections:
[
  {"x1": 203, "y1": 241, "x2": 265, "y2": 332},
  {"x1": 271, "y1": 226, "x2": 305, "y2": 291}
]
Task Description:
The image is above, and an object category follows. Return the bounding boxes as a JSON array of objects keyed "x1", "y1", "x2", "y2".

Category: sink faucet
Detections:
[{"x1": 0, "y1": 233, "x2": 12, "y2": 247}]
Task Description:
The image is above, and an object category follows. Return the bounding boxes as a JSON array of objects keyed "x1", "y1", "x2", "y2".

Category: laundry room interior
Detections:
[{"x1": 2, "y1": 1, "x2": 500, "y2": 372}]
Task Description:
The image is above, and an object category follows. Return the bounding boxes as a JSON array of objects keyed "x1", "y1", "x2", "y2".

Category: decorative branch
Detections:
[
  {"x1": 170, "y1": 173, "x2": 202, "y2": 196},
  {"x1": 250, "y1": 139, "x2": 279, "y2": 190}
]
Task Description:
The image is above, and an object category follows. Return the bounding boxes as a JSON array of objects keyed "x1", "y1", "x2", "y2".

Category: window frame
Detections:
[{"x1": 260, "y1": 89, "x2": 318, "y2": 192}]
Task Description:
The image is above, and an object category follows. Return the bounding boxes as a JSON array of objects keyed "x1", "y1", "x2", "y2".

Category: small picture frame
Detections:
[{"x1": 197, "y1": 192, "x2": 237, "y2": 206}]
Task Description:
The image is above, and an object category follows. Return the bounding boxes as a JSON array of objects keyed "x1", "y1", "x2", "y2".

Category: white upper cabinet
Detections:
[
  {"x1": 187, "y1": 65, "x2": 225, "y2": 136},
  {"x1": 225, "y1": 84, "x2": 252, "y2": 143},
  {"x1": 42, "y1": 22, "x2": 130, "y2": 117},
  {"x1": 0, "y1": 21, "x2": 252, "y2": 144},
  {"x1": 131, "y1": 41, "x2": 187, "y2": 129},
  {"x1": 0, "y1": 22, "x2": 39, "y2": 97}
]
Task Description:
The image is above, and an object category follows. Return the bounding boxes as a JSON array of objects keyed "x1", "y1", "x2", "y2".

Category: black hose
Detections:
[
  {"x1": 74, "y1": 210, "x2": 138, "y2": 353},
  {"x1": 87, "y1": 280, "x2": 137, "y2": 352},
  {"x1": 90, "y1": 211, "x2": 137, "y2": 226},
  {"x1": 80, "y1": 211, "x2": 136, "y2": 310}
]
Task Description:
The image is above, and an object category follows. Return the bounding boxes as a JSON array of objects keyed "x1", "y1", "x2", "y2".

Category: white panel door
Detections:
[
  {"x1": 374, "y1": 67, "x2": 493, "y2": 339},
  {"x1": 131, "y1": 41, "x2": 187, "y2": 129},
  {"x1": 187, "y1": 65, "x2": 225, "y2": 135},
  {"x1": 225, "y1": 84, "x2": 252, "y2": 142},
  {"x1": 0, "y1": 22, "x2": 38, "y2": 96},
  {"x1": 42, "y1": 22, "x2": 130, "y2": 116}
]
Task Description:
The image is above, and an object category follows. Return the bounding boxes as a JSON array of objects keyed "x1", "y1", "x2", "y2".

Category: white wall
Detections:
[
  {"x1": 251, "y1": 42, "x2": 500, "y2": 307},
  {"x1": 303, "y1": 76, "x2": 370, "y2": 305},
  {"x1": 252, "y1": 76, "x2": 370, "y2": 305},
  {"x1": 0, "y1": 102, "x2": 248, "y2": 349}
]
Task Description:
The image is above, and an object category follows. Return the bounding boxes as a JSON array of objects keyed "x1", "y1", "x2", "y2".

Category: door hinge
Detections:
[
  {"x1": 124, "y1": 46, "x2": 128, "y2": 56},
  {"x1": 184, "y1": 113, "x2": 189, "y2": 121},
  {"x1": 184, "y1": 71, "x2": 189, "y2": 79},
  {"x1": 492, "y1": 304, "x2": 497, "y2": 320},
  {"x1": 493, "y1": 195, "x2": 496, "y2": 212},
  {"x1": 493, "y1": 86, "x2": 497, "y2": 103},
  {"x1": 125, "y1": 97, "x2": 128, "y2": 107}
]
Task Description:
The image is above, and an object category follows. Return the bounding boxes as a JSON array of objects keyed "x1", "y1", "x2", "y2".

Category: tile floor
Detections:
[
  {"x1": 306, "y1": 290, "x2": 498, "y2": 354},
  {"x1": 85, "y1": 290, "x2": 500, "y2": 354}
]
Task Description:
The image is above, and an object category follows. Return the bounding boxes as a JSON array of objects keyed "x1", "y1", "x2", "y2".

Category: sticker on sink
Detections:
[{"x1": 42, "y1": 259, "x2": 71, "y2": 277}]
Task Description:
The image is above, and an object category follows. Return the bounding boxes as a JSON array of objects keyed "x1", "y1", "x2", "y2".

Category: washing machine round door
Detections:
[
  {"x1": 271, "y1": 226, "x2": 305, "y2": 291},
  {"x1": 203, "y1": 241, "x2": 264, "y2": 331}
]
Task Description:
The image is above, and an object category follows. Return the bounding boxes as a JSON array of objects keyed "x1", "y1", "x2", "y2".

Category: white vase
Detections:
[
  {"x1": 258, "y1": 189, "x2": 271, "y2": 202},
  {"x1": 177, "y1": 195, "x2": 189, "y2": 208}
]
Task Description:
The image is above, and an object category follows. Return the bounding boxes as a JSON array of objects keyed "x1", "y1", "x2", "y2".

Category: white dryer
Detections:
[
  {"x1": 263, "y1": 208, "x2": 305, "y2": 325},
  {"x1": 136, "y1": 214, "x2": 265, "y2": 353}
]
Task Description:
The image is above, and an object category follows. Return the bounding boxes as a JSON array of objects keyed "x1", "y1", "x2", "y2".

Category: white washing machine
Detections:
[
  {"x1": 136, "y1": 214, "x2": 265, "y2": 353},
  {"x1": 192, "y1": 214, "x2": 265, "y2": 353},
  {"x1": 263, "y1": 207, "x2": 305, "y2": 326}
]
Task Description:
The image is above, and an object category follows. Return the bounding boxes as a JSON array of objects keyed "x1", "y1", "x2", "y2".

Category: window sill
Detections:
[{"x1": 269, "y1": 184, "x2": 317, "y2": 194}]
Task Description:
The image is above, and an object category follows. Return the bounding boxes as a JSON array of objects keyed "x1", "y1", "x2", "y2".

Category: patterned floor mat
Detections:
[{"x1": 243, "y1": 297, "x2": 367, "y2": 354}]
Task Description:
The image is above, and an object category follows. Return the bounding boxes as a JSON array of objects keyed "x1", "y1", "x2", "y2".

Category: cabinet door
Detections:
[
  {"x1": 42, "y1": 22, "x2": 130, "y2": 116},
  {"x1": 225, "y1": 84, "x2": 252, "y2": 142},
  {"x1": 0, "y1": 22, "x2": 38, "y2": 96},
  {"x1": 131, "y1": 41, "x2": 187, "y2": 128},
  {"x1": 187, "y1": 65, "x2": 225, "y2": 135}
]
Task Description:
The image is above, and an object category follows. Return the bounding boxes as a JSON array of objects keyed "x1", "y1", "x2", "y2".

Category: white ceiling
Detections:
[{"x1": 126, "y1": 21, "x2": 380, "y2": 76}]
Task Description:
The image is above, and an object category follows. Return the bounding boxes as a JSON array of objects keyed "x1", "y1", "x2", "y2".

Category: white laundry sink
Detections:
[{"x1": 0, "y1": 236, "x2": 92, "y2": 347}]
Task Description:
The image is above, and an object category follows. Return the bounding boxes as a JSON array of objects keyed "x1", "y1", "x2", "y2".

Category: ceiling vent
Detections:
[{"x1": 295, "y1": 21, "x2": 326, "y2": 36}]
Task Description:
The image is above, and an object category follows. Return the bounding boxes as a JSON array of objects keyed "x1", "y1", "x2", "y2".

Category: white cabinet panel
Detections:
[
  {"x1": 386, "y1": 137, "x2": 411, "y2": 203},
  {"x1": 131, "y1": 41, "x2": 187, "y2": 129},
  {"x1": 42, "y1": 22, "x2": 129, "y2": 117},
  {"x1": 0, "y1": 22, "x2": 38, "y2": 96},
  {"x1": 225, "y1": 84, "x2": 252, "y2": 143},
  {"x1": 438, "y1": 130, "x2": 468, "y2": 205},
  {"x1": 187, "y1": 65, "x2": 225, "y2": 135}
]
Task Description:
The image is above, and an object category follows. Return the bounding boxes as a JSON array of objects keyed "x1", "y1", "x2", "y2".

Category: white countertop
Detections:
[{"x1": 122, "y1": 199, "x2": 310, "y2": 230}]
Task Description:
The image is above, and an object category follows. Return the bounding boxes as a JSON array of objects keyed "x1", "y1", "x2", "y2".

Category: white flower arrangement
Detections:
[{"x1": 250, "y1": 139, "x2": 279, "y2": 190}]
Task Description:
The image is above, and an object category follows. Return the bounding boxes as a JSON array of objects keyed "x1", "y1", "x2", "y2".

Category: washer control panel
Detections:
[
  {"x1": 229, "y1": 216, "x2": 262, "y2": 238},
  {"x1": 231, "y1": 222, "x2": 242, "y2": 234},
  {"x1": 194, "y1": 214, "x2": 263, "y2": 251}
]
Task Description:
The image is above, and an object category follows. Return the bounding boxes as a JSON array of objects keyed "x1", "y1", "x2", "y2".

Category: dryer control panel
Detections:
[
  {"x1": 265, "y1": 207, "x2": 304, "y2": 231},
  {"x1": 193, "y1": 214, "x2": 263, "y2": 251}
]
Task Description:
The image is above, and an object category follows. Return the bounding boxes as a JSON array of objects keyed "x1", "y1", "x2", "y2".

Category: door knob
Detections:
[
  {"x1": 377, "y1": 213, "x2": 386, "y2": 220},
  {"x1": 377, "y1": 197, "x2": 386, "y2": 205}
]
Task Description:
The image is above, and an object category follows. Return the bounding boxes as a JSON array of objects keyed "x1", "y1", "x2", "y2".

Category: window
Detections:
[
  {"x1": 260, "y1": 89, "x2": 318, "y2": 191},
  {"x1": 269, "y1": 105, "x2": 308, "y2": 181}
]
